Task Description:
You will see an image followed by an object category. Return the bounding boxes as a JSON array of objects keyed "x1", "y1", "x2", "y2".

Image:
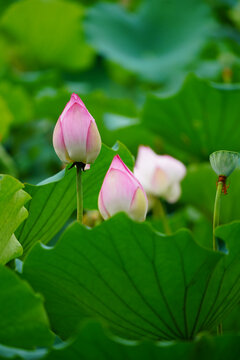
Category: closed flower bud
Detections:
[
  {"x1": 98, "y1": 155, "x2": 148, "y2": 222},
  {"x1": 209, "y1": 150, "x2": 239, "y2": 177},
  {"x1": 134, "y1": 146, "x2": 186, "y2": 203},
  {"x1": 53, "y1": 93, "x2": 101, "y2": 164}
]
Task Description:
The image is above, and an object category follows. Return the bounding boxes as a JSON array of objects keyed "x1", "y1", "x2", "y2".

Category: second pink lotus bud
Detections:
[
  {"x1": 53, "y1": 93, "x2": 101, "y2": 165},
  {"x1": 98, "y1": 155, "x2": 148, "y2": 222}
]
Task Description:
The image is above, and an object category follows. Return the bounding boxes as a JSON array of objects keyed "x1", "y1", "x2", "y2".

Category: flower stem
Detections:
[
  {"x1": 213, "y1": 179, "x2": 224, "y2": 335},
  {"x1": 76, "y1": 163, "x2": 83, "y2": 223},
  {"x1": 213, "y1": 181, "x2": 223, "y2": 251},
  {"x1": 153, "y1": 198, "x2": 172, "y2": 235}
]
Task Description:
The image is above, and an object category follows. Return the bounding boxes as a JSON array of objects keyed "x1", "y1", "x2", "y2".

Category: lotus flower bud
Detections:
[
  {"x1": 209, "y1": 150, "x2": 239, "y2": 177},
  {"x1": 53, "y1": 93, "x2": 101, "y2": 164},
  {"x1": 134, "y1": 146, "x2": 186, "y2": 204},
  {"x1": 98, "y1": 155, "x2": 148, "y2": 222}
]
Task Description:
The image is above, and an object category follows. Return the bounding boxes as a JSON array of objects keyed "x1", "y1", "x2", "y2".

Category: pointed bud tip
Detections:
[
  {"x1": 69, "y1": 93, "x2": 86, "y2": 108},
  {"x1": 71, "y1": 93, "x2": 79, "y2": 100}
]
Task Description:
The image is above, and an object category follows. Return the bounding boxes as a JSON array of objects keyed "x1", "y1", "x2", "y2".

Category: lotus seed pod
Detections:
[{"x1": 209, "y1": 150, "x2": 239, "y2": 177}]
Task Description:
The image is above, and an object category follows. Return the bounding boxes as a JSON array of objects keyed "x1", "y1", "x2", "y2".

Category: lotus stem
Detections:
[
  {"x1": 213, "y1": 178, "x2": 224, "y2": 335},
  {"x1": 76, "y1": 163, "x2": 83, "y2": 223},
  {"x1": 153, "y1": 198, "x2": 172, "y2": 235}
]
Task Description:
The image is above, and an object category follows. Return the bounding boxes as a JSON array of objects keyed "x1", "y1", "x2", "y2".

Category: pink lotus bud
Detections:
[
  {"x1": 53, "y1": 93, "x2": 101, "y2": 164},
  {"x1": 134, "y1": 146, "x2": 186, "y2": 203},
  {"x1": 98, "y1": 155, "x2": 148, "y2": 222}
]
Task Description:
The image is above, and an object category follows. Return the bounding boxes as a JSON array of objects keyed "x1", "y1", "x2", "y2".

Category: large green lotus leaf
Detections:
[
  {"x1": 0, "y1": 265, "x2": 53, "y2": 349},
  {"x1": 142, "y1": 75, "x2": 240, "y2": 161},
  {"x1": 181, "y1": 163, "x2": 240, "y2": 224},
  {"x1": 2, "y1": 322, "x2": 240, "y2": 360},
  {"x1": 16, "y1": 143, "x2": 133, "y2": 257},
  {"x1": 85, "y1": 0, "x2": 214, "y2": 83},
  {"x1": 41, "y1": 322, "x2": 240, "y2": 360},
  {"x1": 221, "y1": 302, "x2": 240, "y2": 333},
  {"x1": 0, "y1": 175, "x2": 30, "y2": 265},
  {"x1": 23, "y1": 213, "x2": 240, "y2": 341},
  {"x1": 206, "y1": 222, "x2": 240, "y2": 331},
  {"x1": 15, "y1": 166, "x2": 75, "y2": 258},
  {"x1": 1, "y1": 0, "x2": 94, "y2": 70}
]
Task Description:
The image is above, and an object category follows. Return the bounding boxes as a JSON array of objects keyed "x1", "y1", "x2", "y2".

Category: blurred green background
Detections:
[
  {"x1": 1, "y1": 0, "x2": 240, "y2": 184},
  {"x1": 3, "y1": 0, "x2": 240, "y2": 352}
]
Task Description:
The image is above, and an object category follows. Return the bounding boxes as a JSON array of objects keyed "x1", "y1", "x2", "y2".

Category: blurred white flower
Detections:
[{"x1": 134, "y1": 146, "x2": 186, "y2": 204}]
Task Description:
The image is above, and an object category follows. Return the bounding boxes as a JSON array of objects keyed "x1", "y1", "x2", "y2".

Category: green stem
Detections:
[
  {"x1": 76, "y1": 164, "x2": 83, "y2": 223},
  {"x1": 213, "y1": 180, "x2": 223, "y2": 336},
  {"x1": 153, "y1": 198, "x2": 171, "y2": 235},
  {"x1": 213, "y1": 181, "x2": 223, "y2": 251}
]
